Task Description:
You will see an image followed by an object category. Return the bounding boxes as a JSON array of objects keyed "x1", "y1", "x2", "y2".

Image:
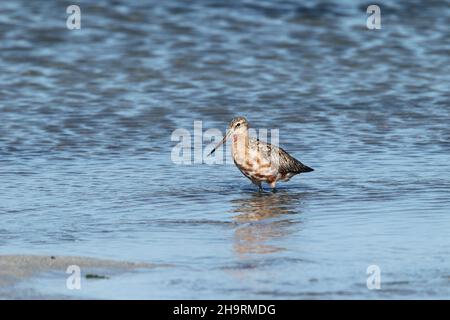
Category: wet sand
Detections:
[{"x1": 0, "y1": 255, "x2": 156, "y2": 297}]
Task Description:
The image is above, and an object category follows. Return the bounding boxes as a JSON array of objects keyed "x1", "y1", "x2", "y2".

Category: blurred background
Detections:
[{"x1": 0, "y1": 0, "x2": 449, "y2": 299}]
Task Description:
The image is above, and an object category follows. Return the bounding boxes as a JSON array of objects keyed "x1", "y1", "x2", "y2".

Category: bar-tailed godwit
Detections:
[{"x1": 208, "y1": 116, "x2": 313, "y2": 191}]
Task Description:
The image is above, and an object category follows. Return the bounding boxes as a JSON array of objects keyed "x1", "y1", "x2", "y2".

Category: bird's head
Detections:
[
  {"x1": 207, "y1": 116, "x2": 249, "y2": 157},
  {"x1": 227, "y1": 116, "x2": 249, "y2": 135}
]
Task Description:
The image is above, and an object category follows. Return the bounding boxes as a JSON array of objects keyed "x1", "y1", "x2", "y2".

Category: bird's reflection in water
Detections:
[{"x1": 230, "y1": 189, "x2": 306, "y2": 255}]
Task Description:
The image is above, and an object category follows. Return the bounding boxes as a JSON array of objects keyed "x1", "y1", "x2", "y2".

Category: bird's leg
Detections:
[
  {"x1": 258, "y1": 184, "x2": 263, "y2": 192},
  {"x1": 270, "y1": 181, "x2": 277, "y2": 193}
]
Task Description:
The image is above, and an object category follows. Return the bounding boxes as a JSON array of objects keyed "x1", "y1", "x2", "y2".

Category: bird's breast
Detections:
[{"x1": 233, "y1": 152, "x2": 277, "y2": 182}]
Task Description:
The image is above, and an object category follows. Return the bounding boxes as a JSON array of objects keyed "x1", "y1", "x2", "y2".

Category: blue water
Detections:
[{"x1": 0, "y1": 0, "x2": 449, "y2": 299}]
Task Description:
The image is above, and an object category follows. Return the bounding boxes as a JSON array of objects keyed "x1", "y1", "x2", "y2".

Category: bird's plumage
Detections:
[
  {"x1": 247, "y1": 138, "x2": 313, "y2": 174},
  {"x1": 212, "y1": 116, "x2": 313, "y2": 191}
]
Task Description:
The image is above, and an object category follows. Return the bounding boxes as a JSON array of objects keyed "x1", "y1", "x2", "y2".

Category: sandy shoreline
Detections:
[{"x1": 0, "y1": 254, "x2": 156, "y2": 290}]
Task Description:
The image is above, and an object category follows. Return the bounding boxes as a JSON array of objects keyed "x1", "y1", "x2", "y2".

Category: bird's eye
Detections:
[{"x1": 236, "y1": 123, "x2": 241, "y2": 128}]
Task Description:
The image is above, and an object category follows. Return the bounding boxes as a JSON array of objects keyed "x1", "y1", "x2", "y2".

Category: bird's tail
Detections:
[{"x1": 297, "y1": 162, "x2": 314, "y2": 173}]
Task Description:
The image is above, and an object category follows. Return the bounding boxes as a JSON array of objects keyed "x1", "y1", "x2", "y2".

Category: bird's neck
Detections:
[{"x1": 231, "y1": 131, "x2": 249, "y2": 162}]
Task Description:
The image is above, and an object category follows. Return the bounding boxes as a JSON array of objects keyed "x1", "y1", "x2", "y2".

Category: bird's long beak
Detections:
[{"x1": 207, "y1": 130, "x2": 231, "y2": 157}]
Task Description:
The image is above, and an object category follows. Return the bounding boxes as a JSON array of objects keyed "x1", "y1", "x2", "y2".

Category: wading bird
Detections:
[{"x1": 208, "y1": 117, "x2": 313, "y2": 191}]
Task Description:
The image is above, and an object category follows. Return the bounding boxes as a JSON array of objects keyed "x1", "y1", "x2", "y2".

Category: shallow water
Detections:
[{"x1": 1, "y1": 0, "x2": 450, "y2": 299}]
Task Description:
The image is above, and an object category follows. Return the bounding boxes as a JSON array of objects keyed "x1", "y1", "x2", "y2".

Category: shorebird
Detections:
[{"x1": 208, "y1": 116, "x2": 313, "y2": 191}]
